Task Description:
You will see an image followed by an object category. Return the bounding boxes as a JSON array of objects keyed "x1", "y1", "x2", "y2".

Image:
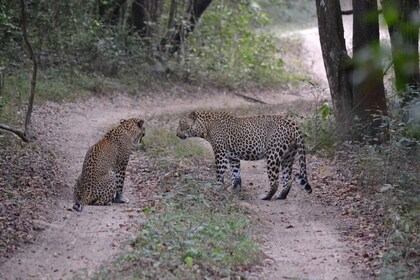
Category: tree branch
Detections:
[
  {"x1": 0, "y1": 124, "x2": 30, "y2": 142},
  {"x1": 20, "y1": 0, "x2": 38, "y2": 140},
  {"x1": 233, "y1": 93, "x2": 267, "y2": 104},
  {"x1": 342, "y1": 8, "x2": 382, "y2": 15}
]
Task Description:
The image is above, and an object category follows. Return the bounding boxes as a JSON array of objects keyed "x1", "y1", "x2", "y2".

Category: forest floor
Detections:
[{"x1": 0, "y1": 18, "x2": 413, "y2": 280}]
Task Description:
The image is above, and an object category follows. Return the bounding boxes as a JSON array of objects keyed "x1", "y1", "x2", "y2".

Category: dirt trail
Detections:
[
  {"x1": 0, "y1": 24, "x2": 359, "y2": 280},
  {"x1": 242, "y1": 160, "x2": 354, "y2": 279}
]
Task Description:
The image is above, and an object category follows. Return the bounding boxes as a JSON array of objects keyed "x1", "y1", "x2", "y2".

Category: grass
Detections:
[
  {"x1": 142, "y1": 127, "x2": 206, "y2": 159},
  {"x1": 3, "y1": 69, "x2": 104, "y2": 103},
  {"x1": 96, "y1": 125, "x2": 263, "y2": 279},
  {"x1": 120, "y1": 181, "x2": 260, "y2": 279},
  {"x1": 404, "y1": 123, "x2": 420, "y2": 140}
]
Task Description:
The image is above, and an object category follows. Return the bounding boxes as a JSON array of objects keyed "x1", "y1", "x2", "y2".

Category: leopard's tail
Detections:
[
  {"x1": 73, "y1": 202, "x2": 84, "y2": 212},
  {"x1": 295, "y1": 131, "x2": 312, "y2": 194}
]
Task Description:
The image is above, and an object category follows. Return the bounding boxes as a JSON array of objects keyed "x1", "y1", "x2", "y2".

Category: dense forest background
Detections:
[{"x1": 1, "y1": 0, "x2": 419, "y2": 141}]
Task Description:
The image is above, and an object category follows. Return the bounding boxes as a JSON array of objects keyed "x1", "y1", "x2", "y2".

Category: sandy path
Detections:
[{"x1": 242, "y1": 160, "x2": 354, "y2": 279}]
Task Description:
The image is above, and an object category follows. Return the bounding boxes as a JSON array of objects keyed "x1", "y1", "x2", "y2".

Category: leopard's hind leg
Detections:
[
  {"x1": 113, "y1": 161, "x2": 130, "y2": 203},
  {"x1": 229, "y1": 158, "x2": 242, "y2": 191},
  {"x1": 88, "y1": 173, "x2": 115, "y2": 206},
  {"x1": 276, "y1": 148, "x2": 297, "y2": 200},
  {"x1": 262, "y1": 150, "x2": 281, "y2": 200}
]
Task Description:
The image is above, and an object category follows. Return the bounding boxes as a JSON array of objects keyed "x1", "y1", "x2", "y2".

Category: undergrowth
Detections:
[
  {"x1": 141, "y1": 127, "x2": 206, "y2": 160},
  {"x1": 329, "y1": 99, "x2": 419, "y2": 278},
  {"x1": 0, "y1": 136, "x2": 63, "y2": 260},
  {"x1": 120, "y1": 180, "x2": 260, "y2": 279},
  {"x1": 300, "y1": 88, "x2": 419, "y2": 278}
]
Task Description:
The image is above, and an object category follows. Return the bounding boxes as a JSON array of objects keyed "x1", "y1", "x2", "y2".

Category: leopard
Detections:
[
  {"x1": 176, "y1": 111, "x2": 312, "y2": 200},
  {"x1": 72, "y1": 118, "x2": 145, "y2": 212}
]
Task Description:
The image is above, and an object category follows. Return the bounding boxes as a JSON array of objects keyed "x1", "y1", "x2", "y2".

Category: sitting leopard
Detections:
[
  {"x1": 73, "y1": 118, "x2": 145, "y2": 212},
  {"x1": 176, "y1": 111, "x2": 312, "y2": 200}
]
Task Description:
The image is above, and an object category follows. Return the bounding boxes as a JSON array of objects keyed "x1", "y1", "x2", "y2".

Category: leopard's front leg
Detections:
[
  {"x1": 215, "y1": 152, "x2": 228, "y2": 188},
  {"x1": 229, "y1": 158, "x2": 242, "y2": 191}
]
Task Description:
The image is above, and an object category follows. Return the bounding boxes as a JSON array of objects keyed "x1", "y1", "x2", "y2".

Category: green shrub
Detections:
[
  {"x1": 302, "y1": 102, "x2": 338, "y2": 153},
  {"x1": 142, "y1": 127, "x2": 206, "y2": 159},
  {"x1": 117, "y1": 179, "x2": 261, "y2": 279},
  {"x1": 178, "y1": 1, "x2": 288, "y2": 89}
]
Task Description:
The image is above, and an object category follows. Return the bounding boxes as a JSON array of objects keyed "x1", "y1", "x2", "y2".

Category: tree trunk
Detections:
[
  {"x1": 20, "y1": 0, "x2": 37, "y2": 140},
  {"x1": 132, "y1": 0, "x2": 163, "y2": 38},
  {"x1": 0, "y1": 0, "x2": 34, "y2": 142},
  {"x1": 159, "y1": 0, "x2": 213, "y2": 55},
  {"x1": 315, "y1": 0, "x2": 353, "y2": 137},
  {"x1": 98, "y1": 0, "x2": 128, "y2": 27},
  {"x1": 167, "y1": 0, "x2": 177, "y2": 30},
  {"x1": 352, "y1": 0, "x2": 387, "y2": 138},
  {"x1": 382, "y1": 0, "x2": 420, "y2": 92}
]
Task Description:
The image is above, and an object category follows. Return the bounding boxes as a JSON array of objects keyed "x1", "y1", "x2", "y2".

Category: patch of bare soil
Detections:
[{"x1": 240, "y1": 159, "x2": 356, "y2": 280}]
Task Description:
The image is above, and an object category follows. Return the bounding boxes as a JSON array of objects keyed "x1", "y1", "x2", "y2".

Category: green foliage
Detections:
[
  {"x1": 302, "y1": 102, "x2": 337, "y2": 153},
  {"x1": 179, "y1": 1, "x2": 288, "y2": 88},
  {"x1": 142, "y1": 127, "x2": 206, "y2": 159},
  {"x1": 404, "y1": 123, "x2": 420, "y2": 140},
  {"x1": 118, "y1": 180, "x2": 260, "y2": 279},
  {"x1": 0, "y1": 69, "x2": 106, "y2": 125},
  {"x1": 258, "y1": 0, "x2": 317, "y2": 30},
  {"x1": 0, "y1": 0, "x2": 300, "y2": 115}
]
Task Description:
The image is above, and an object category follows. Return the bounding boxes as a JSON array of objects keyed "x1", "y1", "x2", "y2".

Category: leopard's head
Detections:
[
  {"x1": 119, "y1": 118, "x2": 145, "y2": 145},
  {"x1": 176, "y1": 111, "x2": 207, "y2": 140}
]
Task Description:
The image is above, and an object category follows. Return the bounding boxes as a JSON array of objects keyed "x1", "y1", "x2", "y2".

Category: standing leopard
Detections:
[
  {"x1": 176, "y1": 111, "x2": 312, "y2": 200},
  {"x1": 73, "y1": 118, "x2": 145, "y2": 212}
]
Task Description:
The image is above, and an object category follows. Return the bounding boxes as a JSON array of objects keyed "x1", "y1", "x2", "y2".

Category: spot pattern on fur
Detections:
[{"x1": 73, "y1": 118, "x2": 145, "y2": 211}]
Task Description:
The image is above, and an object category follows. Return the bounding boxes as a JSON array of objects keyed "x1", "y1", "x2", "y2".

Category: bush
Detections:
[{"x1": 174, "y1": 1, "x2": 288, "y2": 89}]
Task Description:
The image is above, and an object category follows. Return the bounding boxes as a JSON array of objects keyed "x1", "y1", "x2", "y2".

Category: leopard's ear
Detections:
[
  {"x1": 189, "y1": 111, "x2": 198, "y2": 120},
  {"x1": 137, "y1": 119, "x2": 144, "y2": 128},
  {"x1": 120, "y1": 119, "x2": 126, "y2": 124}
]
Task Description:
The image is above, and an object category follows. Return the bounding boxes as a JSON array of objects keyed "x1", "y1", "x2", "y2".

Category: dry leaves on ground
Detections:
[{"x1": 0, "y1": 139, "x2": 65, "y2": 263}]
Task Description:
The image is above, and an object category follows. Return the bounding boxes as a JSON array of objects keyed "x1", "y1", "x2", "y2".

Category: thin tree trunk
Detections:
[
  {"x1": 382, "y1": 0, "x2": 420, "y2": 92},
  {"x1": 132, "y1": 0, "x2": 163, "y2": 38},
  {"x1": 315, "y1": 0, "x2": 353, "y2": 137},
  {"x1": 167, "y1": 0, "x2": 177, "y2": 30},
  {"x1": 20, "y1": 0, "x2": 37, "y2": 140},
  {"x1": 159, "y1": 0, "x2": 213, "y2": 55},
  {"x1": 352, "y1": 0, "x2": 387, "y2": 138}
]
